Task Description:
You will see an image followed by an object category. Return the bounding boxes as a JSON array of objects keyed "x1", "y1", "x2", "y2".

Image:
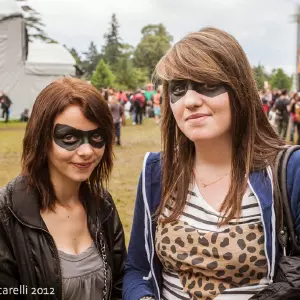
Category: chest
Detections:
[
  {"x1": 41, "y1": 204, "x2": 93, "y2": 255},
  {"x1": 194, "y1": 176, "x2": 231, "y2": 212},
  {"x1": 155, "y1": 187, "x2": 268, "y2": 298}
]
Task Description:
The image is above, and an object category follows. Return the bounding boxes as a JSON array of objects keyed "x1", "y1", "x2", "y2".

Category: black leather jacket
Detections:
[{"x1": 0, "y1": 176, "x2": 126, "y2": 299}]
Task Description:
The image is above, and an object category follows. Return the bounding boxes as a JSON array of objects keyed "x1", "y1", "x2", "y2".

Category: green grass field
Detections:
[{"x1": 0, "y1": 118, "x2": 161, "y2": 244}]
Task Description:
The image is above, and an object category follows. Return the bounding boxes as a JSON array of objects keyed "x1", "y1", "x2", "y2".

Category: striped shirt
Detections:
[{"x1": 159, "y1": 184, "x2": 269, "y2": 300}]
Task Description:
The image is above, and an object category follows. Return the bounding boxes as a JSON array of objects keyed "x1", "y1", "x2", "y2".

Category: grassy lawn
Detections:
[{"x1": 0, "y1": 118, "x2": 161, "y2": 245}]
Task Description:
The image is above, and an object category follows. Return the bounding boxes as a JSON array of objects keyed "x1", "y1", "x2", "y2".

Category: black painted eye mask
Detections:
[
  {"x1": 53, "y1": 124, "x2": 105, "y2": 151},
  {"x1": 168, "y1": 80, "x2": 227, "y2": 103}
]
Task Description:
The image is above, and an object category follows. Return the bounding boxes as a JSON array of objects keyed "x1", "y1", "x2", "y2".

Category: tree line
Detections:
[
  {"x1": 68, "y1": 14, "x2": 173, "y2": 90},
  {"x1": 253, "y1": 64, "x2": 293, "y2": 91},
  {"x1": 16, "y1": 0, "x2": 294, "y2": 91}
]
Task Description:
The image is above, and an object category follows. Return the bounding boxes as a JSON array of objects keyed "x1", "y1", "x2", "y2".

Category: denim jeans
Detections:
[
  {"x1": 114, "y1": 122, "x2": 121, "y2": 145},
  {"x1": 290, "y1": 117, "x2": 296, "y2": 142}
]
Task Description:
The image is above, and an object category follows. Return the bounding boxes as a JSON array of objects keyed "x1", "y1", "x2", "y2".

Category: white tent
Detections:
[{"x1": 0, "y1": 0, "x2": 76, "y2": 119}]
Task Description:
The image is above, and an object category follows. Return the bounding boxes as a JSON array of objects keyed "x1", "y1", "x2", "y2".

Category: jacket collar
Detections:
[
  {"x1": 10, "y1": 176, "x2": 113, "y2": 229},
  {"x1": 10, "y1": 176, "x2": 43, "y2": 228},
  {"x1": 249, "y1": 169, "x2": 273, "y2": 210}
]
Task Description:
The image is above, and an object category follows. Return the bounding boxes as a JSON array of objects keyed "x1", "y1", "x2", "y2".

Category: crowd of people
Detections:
[
  {"x1": 0, "y1": 85, "x2": 162, "y2": 132},
  {"x1": 100, "y1": 87, "x2": 162, "y2": 124},
  {"x1": 260, "y1": 88, "x2": 300, "y2": 144},
  {"x1": 101, "y1": 86, "x2": 162, "y2": 146}
]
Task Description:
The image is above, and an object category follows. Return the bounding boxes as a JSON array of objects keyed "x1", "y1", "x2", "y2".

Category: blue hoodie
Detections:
[{"x1": 123, "y1": 151, "x2": 300, "y2": 300}]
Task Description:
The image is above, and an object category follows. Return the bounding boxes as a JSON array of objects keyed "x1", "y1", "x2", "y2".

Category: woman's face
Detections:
[
  {"x1": 168, "y1": 80, "x2": 232, "y2": 142},
  {"x1": 48, "y1": 105, "x2": 105, "y2": 184}
]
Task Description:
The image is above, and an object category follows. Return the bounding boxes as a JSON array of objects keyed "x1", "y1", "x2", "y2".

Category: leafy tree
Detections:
[
  {"x1": 110, "y1": 43, "x2": 147, "y2": 89},
  {"x1": 81, "y1": 42, "x2": 102, "y2": 78},
  {"x1": 68, "y1": 47, "x2": 82, "y2": 66},
  {"x1": 131, "y1": 67, "x2": 149, "y2": 89},
  {"x1": 134, "y1": 24, "x2": 173, "y2": 78},
  {"x1": 91, "y1": 59, "x2": 115, "y2": 89},
  {"x1": 102, "y1": 14, "x2": 122, "y2": 70},
  {"x1": 16, "y1": 0, "x2": 56, "y2": 42},
  {"x1": 114, "y1": 56, "x2": 148, "y2": 90},
  {"x1": 270, "y1": 68, "x2": 293, "y2": 91},
  {"x1": 253, "y1": 64, "x2": 268, "y2": 91},
  {"x1": 65, "y1": 46, "x2": 85, "y2": 77}
]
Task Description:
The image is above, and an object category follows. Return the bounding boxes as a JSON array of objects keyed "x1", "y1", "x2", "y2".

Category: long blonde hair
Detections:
[{"x1": 154, "y1": 27, "x2": 285, "y2": 224}]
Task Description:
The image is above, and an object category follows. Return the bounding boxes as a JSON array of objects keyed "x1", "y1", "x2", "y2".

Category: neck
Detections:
[
  {"x1": 49, "y1": 170, "x2": 81, "y2": 207},
  {"x1": 193, "y1": 133, "x2": 232, "y2": 174}
]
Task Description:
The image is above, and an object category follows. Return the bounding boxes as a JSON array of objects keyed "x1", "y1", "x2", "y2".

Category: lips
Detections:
[
  {"x1": 186, "y1": 113, "x2": 210, "y2": 121},
  {"x1": 72, "y1": 162, "x2": 93, "y2": 169}
]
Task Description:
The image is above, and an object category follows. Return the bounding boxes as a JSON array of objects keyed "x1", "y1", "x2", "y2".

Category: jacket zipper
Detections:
[
  {"x1": 94, "y1": 215, "x2": 113, "y2": 300},
  {"x1": 7, "y1": 207, "x2": 64, "y2": 300},
  {"x1": 104, "y1": 206, "x2": 113, "y2": 299}
]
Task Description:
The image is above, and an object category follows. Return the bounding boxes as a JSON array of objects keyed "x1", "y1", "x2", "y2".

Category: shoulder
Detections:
[
  {"x1": 287, "y1": 149, "x2": 300, "y2": 184},
  {"x1": 103, "y1": 189, "x2": 114, "y2": 207},
  {"x1": 143, "y1": 152, "x2": 162, "y2": 180},
  {"x1": 144, "y1": 152, "x2": 162, "y2": 166},
  {"x1": 0, "y1": 176, "x2": 24, "y2": 221},
  {"x1": 0, "y1": 177, "x2": 20, "y2": 209},
  {"x1": 93, "y1": 189, "x2": 118, "y2": 225},
  {"x1": 288, "y1": 149, "x2": 300, "y2": 170}
]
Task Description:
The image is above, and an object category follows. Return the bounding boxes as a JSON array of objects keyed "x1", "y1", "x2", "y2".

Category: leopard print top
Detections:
[{"x1": 155, "y1": 186, "x2": 268, "y2": 300}]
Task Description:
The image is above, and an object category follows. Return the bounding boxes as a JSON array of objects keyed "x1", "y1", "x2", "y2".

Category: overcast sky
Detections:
[{"x1": 28, "y1": 0, "x2": 299, "y2": 75}]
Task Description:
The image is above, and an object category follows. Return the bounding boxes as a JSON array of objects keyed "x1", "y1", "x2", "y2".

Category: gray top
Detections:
[
  {"x1": 109, "y1": 103, "x2": 123, "y2": 124},
  {"x1": 58, "y1": 242, "x2": 108, "y2": 300}
]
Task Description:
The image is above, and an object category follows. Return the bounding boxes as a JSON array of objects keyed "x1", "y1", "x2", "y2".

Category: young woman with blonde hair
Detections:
[{"x1": 123, "y1": 28, "x2": 300, "y2": 300}]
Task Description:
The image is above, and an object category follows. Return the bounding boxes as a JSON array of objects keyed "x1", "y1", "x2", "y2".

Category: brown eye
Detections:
[
  {"x1": 63, "y1": 135, "x2": 78, "y2": 144},
  {"x1": 91, "y1": 133, "x2": 103, "y2": 142},
  {"x1": 172, "y1": 83, "x2": 187, "y2": 96},
  {"x1": 203, "y1": 84, "x2": 217, "y2": 91}
]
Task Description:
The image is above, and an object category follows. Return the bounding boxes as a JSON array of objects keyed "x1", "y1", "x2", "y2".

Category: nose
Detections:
[
  {"x1": 184, "y1": 90, "x2": 203, "y2": 109},
  {"x1": 76, "y1": 143, "x2": 94, "y2": 158}
]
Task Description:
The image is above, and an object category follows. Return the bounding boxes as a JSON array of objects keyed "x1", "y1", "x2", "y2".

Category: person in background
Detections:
[
  {"x1": 129, "y1": 93, "x2": 136, "y2": 125},
  {"x1": 104, "y1": 89, "x2": 109, "y2": 101},
  {"x1": 288, "y1": 92, "x2": 299, "y2": 143},
  {"x1": 0, "y1": 77, "x2": 126, "y2": 299},
  {"x1": 107, "y1": 88, "x2": 115, "y2": 103},
  {"x1": 260, "y1": 89, "x2": 270, "y2": 116},
  {"x1": 109, "y1": 95, "x2": 123, "y2": 146},
  {"x1": 0, "y1": 91, "x2": 12, "y2": 123},
  {"x1": 152, "y1": 89, "x2": 161, "y2": 123},
  {"x1": 268, "y1": 105, "x2": 277, "y2": 130},
  {"x1": 132, "y1": 89, "x2": 145, "y2": 125},
  {"x1": 289, "y1": 92, "x2": 300, "y2": 145},
  {"x1": 124, "y1": 98, "x2": 132, "y2": 120},
  {"x1": 271, "y1": 89, "x2": 281, "y2": 109},
  {"x1": 118, "y1": 91, "x2": 128, "y2": 126},
  {"x1": 274, "y1": 89, "x2": 290, "y2": 140},
  {"x1": 20, "y1": 108, "x2": 29, "y2": 122},
  {"x1": 262, "y1": 98, "x2": 269, "y2": 116},
  {"x1": 118, "y1": 91, "x2": 128, "y2": 105}
]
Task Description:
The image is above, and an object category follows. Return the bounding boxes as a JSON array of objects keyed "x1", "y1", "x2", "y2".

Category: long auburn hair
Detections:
[
  {"x1": 21, "y1": 77, "x2": 114, "y2": 211},
  {"x1": 154, "y1": 27, "x2": 286, "y2": 225}
]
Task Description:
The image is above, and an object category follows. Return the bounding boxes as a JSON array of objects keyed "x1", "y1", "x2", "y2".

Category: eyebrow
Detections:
[{"x1": 54, "y1": 124, "x2": 100, "y2": 133}]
